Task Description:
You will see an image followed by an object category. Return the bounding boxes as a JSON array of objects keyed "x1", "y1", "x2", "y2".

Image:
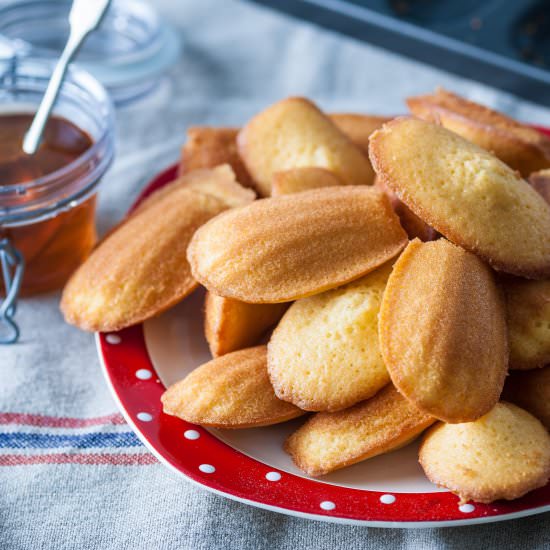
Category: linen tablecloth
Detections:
[{"x1": 2, "y1": 1, "x2": 550, "y2": 548}]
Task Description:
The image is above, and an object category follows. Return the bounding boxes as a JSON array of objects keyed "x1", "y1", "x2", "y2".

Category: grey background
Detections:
[{"x1": 1, "y1": 0, "x2": 550, "y2": 548}]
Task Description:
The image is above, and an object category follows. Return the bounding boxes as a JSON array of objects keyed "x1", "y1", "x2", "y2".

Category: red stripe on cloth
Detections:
[
  {"x1": 0, "y1": 413, "x2": 126, "y2": 428},
  {"x1": 0, "y1": 453, "x2": 157, "y2": 466}
]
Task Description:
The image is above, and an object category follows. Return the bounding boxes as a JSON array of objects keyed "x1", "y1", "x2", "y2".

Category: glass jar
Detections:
[
  {"x1": 0, "y1": 0, "x2": 181, "y2": 105},
  {"x1": 0, "y1": 57, "x2": 115, "y2": 296}
]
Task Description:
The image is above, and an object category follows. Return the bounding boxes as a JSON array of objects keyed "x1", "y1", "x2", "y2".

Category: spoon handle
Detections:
[
  {"x1": 22, "y1": 0, "x2": 111, "y2": 155},
  {"x1": 22, "y1": 31, "x2": 83, "y2": 155}
]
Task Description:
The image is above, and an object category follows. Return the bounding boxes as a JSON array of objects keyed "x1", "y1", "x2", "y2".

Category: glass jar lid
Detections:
[{"x1": 0, "y1": 0, "x2": 181, "y2": 104}]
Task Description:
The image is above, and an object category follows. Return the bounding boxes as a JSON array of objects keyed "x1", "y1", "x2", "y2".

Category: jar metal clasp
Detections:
[{"x1": 0, "y1": 237, "x2": 24, "y2": 344}]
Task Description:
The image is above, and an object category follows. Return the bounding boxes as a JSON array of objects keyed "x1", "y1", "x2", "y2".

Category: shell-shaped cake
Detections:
[
  {"x1": 369, "y1": 117, "x2": 550, "y2": 278},
  {"x1": 268, "y1": 264, "x2": 392, "y2": 412},
  {"x1": 379, "y1": 239, "x2": 508, "y2": 423},
  {"x1": 61, "y1": 166, "x2": 253, "y2": 332},
  {"x1": 205, "y1": 292, "x2": 288, "y2": 357},
  {"x1": 419, "y1": 403, "x2": 550, "y2": 503},
  {"x1": 502, "y1": 278, "x2": 550, "y2": 370},
  {"x1": 237, "y1": 97, "x2": 375, "y2": 196},
  {"x1": 187, "y1": 186, "x2": 407, "y2": 303},
  {"x1": 407, "y1": 88, "x2": 550, "y2": 177},
  {"x1": 161, "y1": 346, "x2": 304, "y2": 428},
  {"x1": 285, "y1": 385, "x2": 434, "y2": 476}
]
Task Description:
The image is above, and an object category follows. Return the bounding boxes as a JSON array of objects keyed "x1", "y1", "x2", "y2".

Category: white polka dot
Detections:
[
  {"x1": 136, "y1": 412, "x2": 152, "y2": 422},
  {"x1": 380, "y1": 494, "x2": 396, "y2": 504},
  {"x1": 105, "y1": 334, "x2": 121, "y2": 345},
  {"x1": 265, "y1": 471, "x2": 281, "y2": 481},
  {"x1": 459, "y1": 503, "x2": 475, "y2": 513},
  {"x1": 199, "y1": 464, "x2": 215, "y2": 474},
  {"x1": 320, "y1": 501, "x2": 336, "y2": 511},
  {"x1": 184, "y1": 430, "x2": 200, "y2": 440},
  {"x1": 135, "y1": 369, "x2": 152, "y2": 380}
]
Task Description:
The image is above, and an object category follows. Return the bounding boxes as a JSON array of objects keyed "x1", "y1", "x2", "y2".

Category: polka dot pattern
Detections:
[
  {"x1": 99, "y1": 139, "x2": 550, "y2": 525},
  {"x1": 380, "y1": 494, "x2": 396, "y2": 504},
  {"x1": 459, "y1": 504, "x2": 475, "y2": 513},
  {"x1": 136, "y1": 412, "x2": 153, "y2": 422},
  {"x1": 135, "y1": 369, "x2": 152, "y2": 380},
  {"x1": 199, "y1": 464, "x2": 216, "y2": 474},
  {"x1": 265, "y1": 472, "x2": 281, "y2": 482},
  {"x1": 184, "y1": 430, "x2": 200, "y2": 440}
]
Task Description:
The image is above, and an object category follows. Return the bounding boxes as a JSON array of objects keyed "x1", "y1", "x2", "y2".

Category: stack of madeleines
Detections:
[{"x1": 61, "y1": 89, "x2": 550, "y2": 505}]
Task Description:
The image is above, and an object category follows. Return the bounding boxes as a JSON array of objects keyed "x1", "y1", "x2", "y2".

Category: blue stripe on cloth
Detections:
[{"x1": 0, "y1": 432, "x2": 142, "y2": 449}]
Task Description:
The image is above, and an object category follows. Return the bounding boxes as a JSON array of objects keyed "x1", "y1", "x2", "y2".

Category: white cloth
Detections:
[{"x1": 1, "y1": 1, "x2": 549, "y2": 548}]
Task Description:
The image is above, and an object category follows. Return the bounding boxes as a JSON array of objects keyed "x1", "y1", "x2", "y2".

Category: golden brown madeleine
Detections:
[
  {"x1": 161, "y1": 346, "x2": 304, "y2": 428},
  {"x1": 329, "y1": 113, "x2": 391, "y2": 154},
  {"x1": 379, "y1": 239, "x2": 508, "y2": 423},
  {"x1": 205, "y1": 292, "x2": 288, "y2": 357},
  {"x1": 188, "y1": 186, "x2": 407, "y2": 303},
  {"x1": 132, "y1": 165, "x2": 255, "y2": 216},
  {"x1": 285, "y1": 385, "x2": 435, "y2": 476},
  {"x1": 374, "y1": 176, "x2": 438, "y2": 242},
  {"x1": 61, "y1": 168, "x2": 253, "y2": 332},
  {"x1": 419, "y1": 403, "x2": 550, "y2": 503},
  {"x1": 271, "y1": 167, "x2": 342, "y2": 196},
  {"x1": 502, "y1": 278, "x2": 550, "y2": 369},
  {"x1": 529, "y1": 169, "x2": 550, "y2": 205},
  {"x1": 370, "y1": 117, "x2": 550, "y2": 278},
  {"x1": 268, "y1": 264, "x2": 392, "y2": 411},
  {"x1": 180, "y1": 126, "x2": 255, "y2": 189},
  {"x1": 237, "y1": 97, "x2": 375, "y2": 196},
  {"x1": 99, "y1": 165, "x2": 254, "y2": 244},
  {"x1": 503, "y1": 367, "x2": 550, "y2": 430},
  {"x1": 407, "y1": 88, "x2": 550, "y2": 176}
]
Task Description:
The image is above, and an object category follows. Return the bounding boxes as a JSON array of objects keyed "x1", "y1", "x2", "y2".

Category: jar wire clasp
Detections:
[{"x1": 0, "y1": 237, "x2": 24, "y2": 344}]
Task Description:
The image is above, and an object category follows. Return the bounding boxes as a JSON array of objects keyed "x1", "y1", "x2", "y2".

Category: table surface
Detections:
[{"x1": 1, "y1": 1, "x2": 549, "y2": 548}]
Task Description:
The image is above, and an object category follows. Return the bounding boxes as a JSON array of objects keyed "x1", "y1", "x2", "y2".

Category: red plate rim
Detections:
[{"x1": 98, "y1": 125, "x2": 550, "y2": 527}]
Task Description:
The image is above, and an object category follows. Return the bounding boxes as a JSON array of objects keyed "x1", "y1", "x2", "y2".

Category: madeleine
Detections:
[
  {"x1": 374, "y1": 176, "x2": 438, "y2": 242},
  {"x1": 180, "y1": 126, "x2": 255, "y2": 189},
  {"x1": 285, "y1": 385, "x2": 435, "y2": 476},
  {"x1": 131, "y1": 165, "x2": 255, "y2": 216},
  {"x1": 268, "y1": 264, "x2": 392, "y2": 412},
  {"x1": 329, "y1": 113, "x2": 391, "y2": 154},
  {"x1": 61, "y1": 166, "x2": 253, "y2": 332},
  {"x1": 379, "y1": 239, "x2": 508, "y2": 423},
  {"x1": 237, "y1": 97, "x2": 374, "y2": 196},
  {"x1": 161, "y1": 346, "x2": 304, "y2": 428},
  {"x1": 370, "y1": 117, "x2": 550, "y2": 278},
  {"x1": 205, "y1": 292, "x2": 288, "y2": 357},
  {"x1": 271, "y1": 167, "x2": 342, "y2": 196},
  {"x1": 503, "y1": 367, "x2": 550, "y2": 430},
  {"x1": 407, "y1": 88, "x2": 550, "y2": 176},
  {"x1": 188, "y1": 186, "x2": 407, "y2": 303},
  {"x1": 419, "y1": 403, "x2": 550, "y2": 503},
  {"x1": 502, "y1": 278, "x2": 550, "y2": 370}
]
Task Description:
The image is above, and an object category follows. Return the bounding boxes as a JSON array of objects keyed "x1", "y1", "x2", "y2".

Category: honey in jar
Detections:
[{"x1": 0, "y1": 115, "x2": 96, "y2": 295}]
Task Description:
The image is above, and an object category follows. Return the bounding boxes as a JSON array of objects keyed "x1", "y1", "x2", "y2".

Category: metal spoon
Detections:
[{"x1": 22, "y1": 0, "x2": 112, "y2": 155}]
